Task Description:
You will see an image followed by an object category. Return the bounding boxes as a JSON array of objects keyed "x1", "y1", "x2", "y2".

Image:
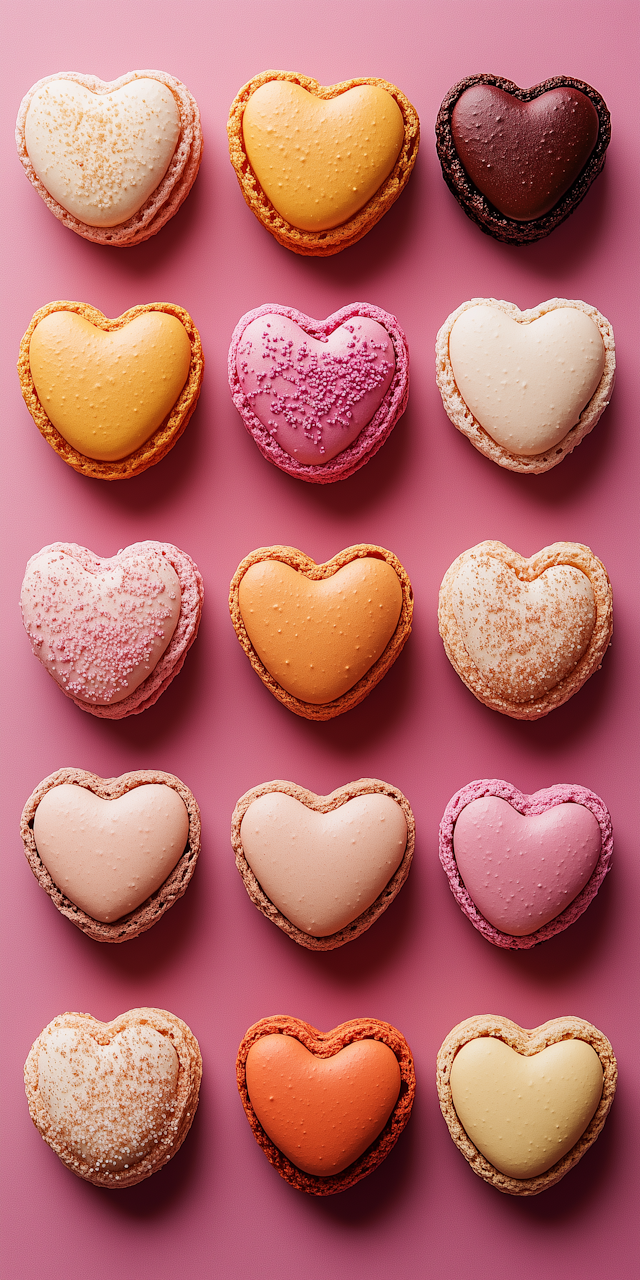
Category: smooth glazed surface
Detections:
[
  {"x1": 245, "y1": 1033, "x2": 401, "y2": 1175},
  {"x1": 448, "y1": 305, "x2": 605, "y2": 456},
  {"x1": 450, "y1": 1036, "x2": 603, "y2": 1179},
  {"x1": 25, "y1": 78, "x2": 180, "y2": 226},
  {"x1": 240, "y1": 790, "x2": 407, "y2": 935},
  {"x1": 450, "y1": 553, "x2": 595, "y2": 702},
  {"x1": 235, "y1": 313, "x2": 395, "y2": 464},
  {"x1": 242, "y1": 81, "x2": 404, "y2": 231},
  {"x1": 451, "y1": 85, "x2": 599, "y2": 220},
  {"x1": 37, "y1": 1021, "x2": 179, "y2": 1172},
  {"x1": 453, "y1": 796, "x2": 602, "y2": 935},
  {"x1": 33, "y1": 783, "x2": 190, "y2": 922},
  {"x1": 238, "y1": 557, "x2": 403, "y2": 703},
  {"x1": 21, "y1": 547, "x2": 181, "y2": 705},
  {"x1": 29, "y1": 310, "x2": 192, "y2": 461}
]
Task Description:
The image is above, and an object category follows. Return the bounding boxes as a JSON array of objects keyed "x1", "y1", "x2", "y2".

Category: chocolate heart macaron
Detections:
[
  {"x1": 437, "y1": 1015, "x2": 616, "y2": 1194},
  {"x1": 438, "y1": 541, "x2": 612, "y2": 719},
  {"x1": 436, "y1": 74, "x2": 610, "y2": 244},
  {"x1": 436, "y1": 298, "x2": 615, "y2": 473},
  {"x1": 232, "y1": 778, "x2": 414, "y2": 949},
  {"x1": 229, "y1": 303, "x2": 409, "y2": 482},
  {"x1": 19, "y1": 301, "x2": 204, "y2": 479},
  {"x1": 227, "y1": 70, "x2": 419, "y2": 255},
  {"x1": 21, "y1": 769, "x2": 200, "y2": 942},
  {"x1": 20, "y1": 540, "x2": 204, "y2": 717},
  {"x1": 25, "y1": 1007, "x2": 202, "y2": 1187},
  {"x1": 439, "y1": 780, "x2": 612, "y2": 948},
  {"x1": 229, "y1": 543, "x2": 413, "y2": 720},
  {"x1": 237, "y1": 1016, "x2": 415, "y2": 1193},
  {"x1": 16, "y1": 70, "x2": 202, "y2": 246}
]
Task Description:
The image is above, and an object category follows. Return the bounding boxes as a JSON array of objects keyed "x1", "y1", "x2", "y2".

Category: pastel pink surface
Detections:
[
  {"x1": 440, "y1": 781, "x2": 611, "y2": 945},
  {"x1": 228, "y1": 303, "x2": 409, "y2": 481},
  {"x1": 1, "y1": 3, "x2": 639, "y2": 1280}
]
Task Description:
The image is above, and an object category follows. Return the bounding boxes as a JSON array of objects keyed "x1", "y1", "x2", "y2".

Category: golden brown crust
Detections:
[
  {"x1": 435, "y1": 298, "x2": 616, "y2": 473},
  {"x1": 231, "y1": 778, "x2": 415, "y2": 949},
  {"x1": 229, "y1": 544, "x2": 413, "y2": 720},
  {"x1": 438, "y1": 541, "x2": 613, "y2": 719},
  {"x1": 227, "y1": 70, "x2": 420, "y2": 256},
  {"x1": 436, "y1": 1014, "x2": 617, "y2": 1195},
  {"x1": 18, "y1": 301, "x2": 204, "y2": 480},
  {"x1": 20, "y1": 769, "x2": 201, "y2": 942},
  {"x1": 25, "y1": 1007, "x2": 202, "y2": 1188},
  {"x1": 237, "y1": 1015, "x2": 415, "y2": 1194}
]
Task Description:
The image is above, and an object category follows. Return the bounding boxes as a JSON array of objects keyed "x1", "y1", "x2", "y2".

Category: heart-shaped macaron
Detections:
[
  {"x1": 230, "y1": 544, "x2": 412, "y2": 719},
  {"x1": 25, "y1": 1007, "x2": 202, "y2": 1187},
  {"x1": 436, "y1": 298, "x2": 615, "y2": 473},
  {"x1": 232, "y1": 779, "x2": 414, "y2": 948},
  {"x1": 229, "y1": 303, "x2": 409, "y2": 482},
  {"x1": 20, "y1": 540, "x2": 203, "y2": 718},
  {"x1": 435, "y1": 74, "x2": 610, "y2": 243},
  {"x1": 237, "y1": 1015, "x2": 415, "y2": 1194},
  {"x1": 19, "y1": 302, "x2": 204, "y2": 479},
  {"x1": 438, "y1": 540, "x2": 613, "y2": 719},
  {"x1": 439, "y1": 780, "x2": 612, "y2": 948},
  {"x1": 17, "y1": 71, "x2": 203, "y2": 246},
  {"x1": 21, "y1": 768, "x2": 201, "y2": 942},
  {"x1": 228, "y1": 71, "x2": 420, "y2": 255},
  {"x1": 437, "y1": 1015, "x2": 617, "y2": 1194}
]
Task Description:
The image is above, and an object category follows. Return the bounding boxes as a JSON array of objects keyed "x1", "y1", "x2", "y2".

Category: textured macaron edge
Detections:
[
  {"x1": 20, "y1": 768, "x2": 201, "y2": 943},
  {"x1": 436, "y1": 1014, "x2": 617, "y2": 1195},
  {"x1": 231, "y1": 778, "x2": 415, "y2": 950},
  {"x1": 228, "y1": 302, "x2": 410, "y2": 483},
  {"x1": 435, "y1": 74, "x2": 611, "y2": 245},
  {"x1": 25, "y1": 1007, "x2": 202, "y2": 1188},
  {"x1": 229, "y1": 543, "x2": 413, "y2": 721},
  {"x1": 227, "y1": 70, "x2": 420, "y2": 257},
  {"x1": 437, "y1": 540, "x2": 613, "y2": 720},
  {"x1": 435, "y1": 298, "x2": 615, "y2": 473},
  {"x1": 438, "y1": 779, "x2": 613, "y2": 948},
  {"x1": 237, "y1": 1015, "x2": 415, "y2": 1194},
  {"x1": 18, "y1": 301, "x2": 204, "y2": 480},
  {"x1": 16, "y1": 70, "x2": 203, "y2": 247},
  {"x1": 21, "y1": 540, "x2": 204, "y2": 719}
]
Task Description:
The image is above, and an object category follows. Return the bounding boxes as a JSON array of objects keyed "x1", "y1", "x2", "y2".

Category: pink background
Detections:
[{"x1": 1, "y1": 2, "x2": 639, "y2": 1276}]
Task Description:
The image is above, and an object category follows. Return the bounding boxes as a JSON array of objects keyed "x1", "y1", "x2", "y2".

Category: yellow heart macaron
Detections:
[{"x1": 18, "y1": 301, "x2": 204, "y2": 479}]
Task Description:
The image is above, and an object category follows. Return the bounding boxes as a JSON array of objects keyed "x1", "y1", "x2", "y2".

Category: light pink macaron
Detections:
[
  {"x1": 228, "y1": 303, "x2": 409, "y2": 483},
  {"x1": 439, "y1": 779, "x2": 612, "y2": 948}
]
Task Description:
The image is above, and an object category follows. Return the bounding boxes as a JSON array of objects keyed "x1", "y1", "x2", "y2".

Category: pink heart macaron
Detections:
[
  {"x1": 439, "y1": 780, "x2": 612, "y2": 948},
  {"x1": 20, "y1": 540, "x2": 203, "y2": 718},
  {"x1": 228, "y1": 303, "x2": 409, "y2": 482}
]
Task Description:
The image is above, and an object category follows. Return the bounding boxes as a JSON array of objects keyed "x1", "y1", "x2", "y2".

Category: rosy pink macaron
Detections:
[
  {"x1": 20, "y1": 541, "x2": 203, "y2": 718},
  {"x1": 439, "y1": 779, "x2": 612, "y2": 948},
  {"x1": 228, "y1": 303, "x2": 409, "y2": 482}
]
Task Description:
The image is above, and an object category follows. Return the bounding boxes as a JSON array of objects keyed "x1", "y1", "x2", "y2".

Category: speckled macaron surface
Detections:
[
  {"x1": 25, "y1": 1007, "x2": 202, "y2": 1187},
  {"x1": 16, "y1": 70, "x2": 203, "y2": 246},
  {"x1": 436, "y1": 1014, "x2": 617, "y2": 1195},
  {"x1": 20, "y1": 541, "x2": 204, "y2": 717},
  {"x1": 438, "y1": 540, "x2": 613, "y2": 719},
  {"x1": 236, "y1": 1015, "x2": 415, "y2": 1194},
  {"x1": 19, "y1": 301, "x2": 204, "y2": 479},
  {"x1": 227, "y1": 70, "x2": 419, "y2": 255},
  {"x1": 229, "y1": 303, "x2": 409, "y2": 482}
]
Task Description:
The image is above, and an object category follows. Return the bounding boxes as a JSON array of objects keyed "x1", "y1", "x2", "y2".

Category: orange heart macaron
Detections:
[
  {"x1": 437, "y1": 1014, "x2": 617, "y2": 1194},
  {"x1": 229, "y1": 543, "x2": 413, "y2": 719},
  {"x1": 16, "y1": 70, "x2": 203, "y2": 246},
  {"x1": 18, "y1": 301, "x2": 204, "y2": 479},
  {"x1": 227, "y1": 70, "x2": 420, "y2": 255},
  {"x1": 25, "y1": 1007, "x2": 202, "y2": 1187},
  {"x1": 237, "y1": 1015, "x2": 415, "y2": 1193},
  {"x1": 21, "y1": 768, "x2": 201, "y2": 942}
]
